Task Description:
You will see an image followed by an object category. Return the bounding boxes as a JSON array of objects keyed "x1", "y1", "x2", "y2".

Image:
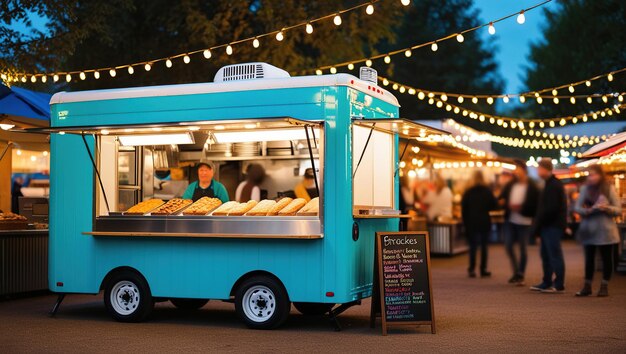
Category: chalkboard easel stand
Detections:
[{"x1": 370, "y1": 231, "x2": 436, "y2": 336}]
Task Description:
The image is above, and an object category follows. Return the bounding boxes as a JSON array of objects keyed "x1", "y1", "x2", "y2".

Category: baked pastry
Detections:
[
  {"x1": 183, "y1": 197, "x2": 222, "y2": 215},
  {"x1": 125, "y1": 199, "x2": 165, "y2": 215},
  {"x1": 298, "y1": 197, "x2": 319, "y2": 215},
  {"x1": 278, "y1": 198, "x2": 307, "y2": 216},
  {"x1": 246, "y1": 200, "x2": 277, "y2": 216},
  {"x1": 267, "y1": 197, "x2": 293, "y2": 216},
  {"x1": 150, "y1": 198, "x2": 193, "y2": 215},
  {"x1": 229, "y1": 200, "x2": 258, "y2": 216},
  {"x1": 0, "y1": 212, "x2": 27, "y2": 221},
  {"x1": 211, "y1": 201, "x2": 239, "y2": 216}
]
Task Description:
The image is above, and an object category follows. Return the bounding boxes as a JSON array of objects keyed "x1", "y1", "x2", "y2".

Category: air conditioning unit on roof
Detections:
[{"x1": 214, "y1": 62, "x2": 290, "y2": 82}]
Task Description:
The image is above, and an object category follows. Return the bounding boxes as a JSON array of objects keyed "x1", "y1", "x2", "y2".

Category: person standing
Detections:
[
  {"x1": 235, "y1": 163, "x2": 266, "y2": 202},
  {"x1": 530, "y1": 158, "x2": 567, "y2": 293},
  {"x1": 294, "y1": 168, "x2": 319, "y2": 202},
  {"x1": 462, "y1": 171, "x2": 497, "y2": 278},
  {"x1": 574, "y1": 165, "x2": 621, "y2": 297},
  {"x1": 182, "y1": 162, "x2": 229, "y2": 203},
  {"x1": 423, "y1": 173, "x2": 453, "y2": 222},
  {"x1": 499, "y1": 161, "x2": 539, "y2": 285}
]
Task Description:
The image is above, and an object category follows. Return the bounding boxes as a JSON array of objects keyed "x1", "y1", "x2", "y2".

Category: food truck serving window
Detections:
[{"x1": 352, "y1": 125, "x2": 394, "y2": 209}]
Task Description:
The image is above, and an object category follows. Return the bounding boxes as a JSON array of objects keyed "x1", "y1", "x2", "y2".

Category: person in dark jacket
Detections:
[
  {"x1": 462, "y1": 171, "x2": 497, "y2": 278},
  {"x1": 530, "y1": 158, "x2": 567, "y2": 293},
  {"x1": 498, "y1": 160, "x2": 540, "y2": 285}
]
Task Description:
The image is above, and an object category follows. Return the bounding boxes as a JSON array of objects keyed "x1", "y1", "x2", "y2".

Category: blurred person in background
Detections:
[
  {"x1": 294, "y1": 168, "x2": 318, "y2": 202},
  {"x1": 423, "y1": 173, "x2": 453, "y2": 222},
  {"x1": 235, "y1": 163, "x2": 266, "y2": 202},
  {"x1": 574, "y1": 165, "x2": 621, "y2": 297},
  {"x1": 462, "y1": 171, "x2": 497, "y2": 278},
  {"x1": 530, "y1": 158, "x2": 567, "y2": 293},
  {"x1": 11, "y1": 177, "x2": 24, "y2": 214},
  {"x1": 499, "y1": 160, "x2": 540, "y2": 285}
]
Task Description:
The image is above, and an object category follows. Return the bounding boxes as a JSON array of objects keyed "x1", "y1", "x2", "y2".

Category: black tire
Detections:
[
  {"x1": 293, "y1": 302, "x2": 334, "y2": 316},
  {"x1": 103, "y1": 270, "x2": 154, "y2": 322},
  {"x1": 234, "y1": 275, "x2": 290, "y2": 329},
  {"x1": 170, "y1": 298, "x2": 209, "y2": 310}
]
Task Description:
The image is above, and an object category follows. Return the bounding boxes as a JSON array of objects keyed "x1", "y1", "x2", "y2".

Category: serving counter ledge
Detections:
[{"x1": 90, "y1": 215, "x2": 322, "y2": 239}]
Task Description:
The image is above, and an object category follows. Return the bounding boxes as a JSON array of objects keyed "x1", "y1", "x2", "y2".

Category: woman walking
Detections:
[
  {"x1": 462, "y1": 171, "x2": 497, "y2": 278},
  {"x1": 574, "y1": 165, "x2": 621, "y2": 297}
]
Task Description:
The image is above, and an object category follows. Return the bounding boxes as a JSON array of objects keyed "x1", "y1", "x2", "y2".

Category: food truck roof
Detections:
[{"x1": 50, "y1": 73, "x2": 399, "y2": 107}]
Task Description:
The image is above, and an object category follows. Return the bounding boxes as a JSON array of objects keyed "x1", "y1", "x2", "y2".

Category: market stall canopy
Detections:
[
  {"x1": 581, "y1": 132, "x2": 626, "y2": 158},
  {"x1": 0, "y1": 84, "x2": 51, "y2": 150}
]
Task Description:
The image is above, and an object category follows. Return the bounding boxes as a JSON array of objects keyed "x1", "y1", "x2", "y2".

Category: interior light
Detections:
[
  {"x1": 118, "y1": 132, "x2": 195, "y2": 146},
  {"x1": 0, "y1": 124, "x2": 15, "y2": 130},
  {"x1": 213, "y1": 129, "x2": 320, "y2": 144}
]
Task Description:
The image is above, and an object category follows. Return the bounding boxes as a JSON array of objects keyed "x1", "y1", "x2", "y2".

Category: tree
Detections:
[
  {"x1": 1, "y1": 0, "x2": 401, "y2": 91},
  {"x1": 522, "y1": 0, "x2": 626, "y2": 119}
]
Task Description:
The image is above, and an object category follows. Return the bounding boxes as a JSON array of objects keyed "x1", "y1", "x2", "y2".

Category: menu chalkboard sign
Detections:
[{"x1": 370, "y1": 231, "x2": 435, "y2": 335}]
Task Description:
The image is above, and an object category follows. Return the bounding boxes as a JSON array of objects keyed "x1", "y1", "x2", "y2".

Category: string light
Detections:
[
  {"x1": 183, "y1": 55, "x2": 191, "y2": 64},
  {"x1": 348, "y1": 63, "x2": 355, "y2": 70},
  {"x1": 305, "y1": 23, "x2": 314, "y2": 34},
  {"x1": 431, "y1": 42, "x2": 438, "y2": 52},
  {"x1": 127, "y1": 66, "x2": 134, "y2": 75},
  {"x1": 384, "y1": 55, "x2": 391, "y2": 64},
  {"x1": 330, "y1": 67, "x2": 337, "y2": 74},
  {"x1": 333, "y1": 14, "x2": 342, "y2": 26},
  {"x1": 109, "y1": 69, "x2": 116, "y2": 77},
  {"x1": 517, "y1": 10, "x2": 526, "y2": 24},
  {"x1": 488, "y1": 22, "x2": 496, "y2": 35},
  {"x1": 401, "y1": 0, "x2": 411, "y2": 6},
  {"x1": 53, "y1": 74, "x2": 59, "y2": 82},
  {"x1": 404, "y1": 49, "x2": 412, "y2": 57},
  {"x1": 79, "y1": 72, "x2": 86, "y2": 80},
  {"x1": 30, "y1": 75, "x2": 36, "y2": 83},
  {"x1": 41, "y1": 75, "x2": 47, "y2": 83},
  {"x1": 608, "y1": 73, "x2": 614, "y2": 82},
  {"x1": 203, "y1": 50, "x2": 211, "y2": 59},
  {"x1": 165, "y1": 59, "x2": 173, "y2": 68},
  {"x1": 366, "y1": 3, "x2": 374, "y2": 15},
  {"x1": 144, "y1": 63, "x2": 151, "y2": 71},
  {"x1": 253, "y1": 38, "x2": 260, "y2": 48},
  {"x1": 94, "y1": 71, "x2": 100, "y2": 79},
  {"x1": 226, "y1": 45, "x2": 233, "y2": 55},
  {"x1": 276, "y1": 31, "x2": 284, "y2": 41},
  {"x1": 456, "y1": 34, "x2": 464, "y2": 43},
  {"x1": 365, "y1": 59, "x2": 373, "y2": 67},
  {"x1": 65, "y1": 74, "x2": 71, "y2": 82}
]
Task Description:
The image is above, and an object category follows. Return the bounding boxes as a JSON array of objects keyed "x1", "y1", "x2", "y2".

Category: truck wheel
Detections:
[
  {"x1": 170, "y1": 298, "x2": 209, "y2": 310},
  {"x1": 294, "y1": 302, "x2": 334, "y2": 316},
  {"x1": 234, "y1": 276, "x2": 290, "y2": 329},
  {"x1": 104, "y1": 270, "x2": 154, "y2": 322}
]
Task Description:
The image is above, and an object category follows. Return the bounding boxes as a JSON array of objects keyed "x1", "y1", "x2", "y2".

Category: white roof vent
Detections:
[
  {"x1": 214, "y1": 62, "x2": 290, "y2": 82},
  {"x1": 360, "y1": 67, "x2": 378, "y2": 85}
]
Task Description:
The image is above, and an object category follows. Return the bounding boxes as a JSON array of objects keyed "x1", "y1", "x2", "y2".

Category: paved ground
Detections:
[{"x1": 1, "y1": 241, "x2": 625, "y2": 353}]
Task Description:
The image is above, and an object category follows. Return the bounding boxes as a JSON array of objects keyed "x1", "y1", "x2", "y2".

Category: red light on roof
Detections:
[{"x1": 350, "y1": 80, "x2": 354, "y2": 84}]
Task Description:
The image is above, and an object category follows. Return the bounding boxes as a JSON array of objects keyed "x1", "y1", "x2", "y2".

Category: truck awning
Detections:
[{"x1": 351, "y1": 118, "x2": 450, "y2": 139}]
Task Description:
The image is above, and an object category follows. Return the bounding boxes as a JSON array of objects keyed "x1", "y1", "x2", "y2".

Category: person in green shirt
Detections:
[{"x1": 182, "y1": 162, "x2": 229, "y2": 203}]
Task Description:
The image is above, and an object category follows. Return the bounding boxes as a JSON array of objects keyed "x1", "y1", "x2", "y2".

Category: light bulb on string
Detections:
[
  {"x1": 384, "y1": 56, "x2": 391, "y2": 64},
  {"x1": 144, "y1": 63, "x2": 151, "y2": 71},
  {"x1": 472, "y1": 97, "x2": 478, "y2": 104},
  {"x1": 30, "y1": 75, "x2": 36, "y2": 83},
  {"x1": 608, "y1": 73, "x2": 614, "y2": 82},
  {"x1": 203, "y1": 50, "x2": 212, "y2": 59},
  {"x1": 457, "y1": 96, "x2": 464, "y2": 103},
  {"x1": 109, "y1": 69, "x2": 116, "y2": 77},
  {"x1": 333, "y1": 14, "x2": 342, "y2": 26},
  {"x1": 456, "y1": 34, "x2": 464, "y2": 43},
  {"x1": 553, "y1": 97, "x2": 559, "y2": 104},
  {"x1": 431, "y1": 42, "x2": 438, "y2": 52},
  {"x1": 21, "y1": 76, "x2": 26, "y2": 83},
  {"x1": 166, "y1": 59, "x2": 173, "y2": 68},
  {"x1": 366, "y1": 4, "x2": 374, "y2": 15},
  {"x1": 365, "y1": 59, "x2": 372, "y2": 67},
  {"x1": 276, "y1": 31, "x2": 284, "y2": 41},
  {"x1": 552, "y1": 89, "x2": 558, "y2": 96},
  {"x1": 487, "y1": 97, "x2": 494, "y2": 105},
  {"x1": 503, "y1": 96, "x2": 510, "y2": 104},
  {"x1": 517, "y1": 10, "x2": 526, "y2": 24},
  {"x1": 305, "y1": 23, "x2": 313, "y2": 34},
  {"x1": 570, "y1": 97, "x2": 576, "y2": 104},
  {"x1": 519, "y1": 96, "x2": 526, "y2": 103},
  {"x1": 183, "y1": 55, "x2": 191, "y2": 64},
  {"x1": 405, "y1": 49, "x2": 412, "y2": 57},
  {"x1": 79, "y1": 72, "x2": 86, "y2": 80},
  {"x1": 252, "y1": 38, "x2": 260, "y2": 48},
  {"x1": 382, "y1": 79, "x2": 389, "y2": 86},
  {"x1": 602, "y1": 96, "x2": 608, "y2": 103},
  {"x1": 568, "y1": 85, "x2": 575, "y2": 93},
  {"x1": 585, "y1": 80, "x2": 591, "y2": 87},
  {"x1": 441, "y1": 94, "x2": 448, "y2": 101},
  {"x1": 537, "y1": 96, "x2": 543, "y2": 104},
  {"x1": 488, "y1": 22, "x2": 496, "y2": 35},
  {"x1": 315, "y1": 69, "x2": 322, "y2": 75},
  {"x1": 226, "y1": 45, "x2": 233, "y2": 55},
  {"x1": 52, "y1": 74, "x2": 59, "y2": 82},
  {"x1": 347, "y1": 63, "x2": 354, "y2": 70},
  {"x1": 41, "y1": 75, "x2": 47, "y2": 83},
  {"x1": 65, "y1": 74, "x2": 71, "y2": 82},
  {"x1": 330, "y1": 67, "x2": 337, "y2": 74},
  {"x1": 128, "y1": 66, "x2": 134, "y2": 75},
  {"x1": 401, "y1": 0, "x2": 411, "y2": 6}
]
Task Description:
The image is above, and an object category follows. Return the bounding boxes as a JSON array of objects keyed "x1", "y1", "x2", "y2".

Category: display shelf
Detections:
[{"x1": 84, "y1": 231, "x2": 322, "y2": 239}]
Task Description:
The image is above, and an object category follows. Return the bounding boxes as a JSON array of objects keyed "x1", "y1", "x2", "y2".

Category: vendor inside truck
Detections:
[{"x1": 182, "y1": 162, "x2": 229, "y2": 202}]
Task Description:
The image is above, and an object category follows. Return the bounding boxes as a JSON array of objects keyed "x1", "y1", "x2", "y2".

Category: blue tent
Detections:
[{"x1": 0, "y1": 84, "x2": 51, "y2": 121}]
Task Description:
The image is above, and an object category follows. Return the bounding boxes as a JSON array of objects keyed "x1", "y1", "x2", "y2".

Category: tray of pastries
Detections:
[
  {"x1": 228, "y1": 200, "x2": 258, "y2": 216},
  {"x1": 278, "y1": 198, "x2": 307, "y2": 216},
  {"x1": 124, "y1": 199, "x2": 165, "y2": 215},
  {"x1": 211, "y1": 201, "x2": 239, "y2": 216},
  {"x1": 267, "y1": 197, "x2": 293, "y2": 216},
  {"x1": 150, "y1": 198, "x2": 193, "y2": 215},
  {"x1": 245, "y1": 200, "x2": 277, "y2": 216},
  {"x1": 297, "y1": 197, "x2": 319, "y2": 216},
  {"x1": 0, "y1": 212, "x2": 29, "y2": 230},
  {"x1": 182, "y1": 197, "x2": 223, "y2": 215}
]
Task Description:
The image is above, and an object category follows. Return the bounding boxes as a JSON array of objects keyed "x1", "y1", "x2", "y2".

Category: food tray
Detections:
[
  {"x1": 150, "y1": 199, "x2": 193, "y2": 215},
  {"x1": 123, "y1": 201, "x2": 166, "y2": 215},
  {"x1": 0, "y1": 221, "x2": 30, "y2": 230}
]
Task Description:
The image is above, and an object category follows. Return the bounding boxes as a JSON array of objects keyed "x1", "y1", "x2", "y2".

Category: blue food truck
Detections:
[{"x1": 43, "y1": 63, "x2": 442, "y2": 329}]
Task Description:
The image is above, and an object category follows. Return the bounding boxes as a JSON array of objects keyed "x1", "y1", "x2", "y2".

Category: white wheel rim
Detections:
[
  {"x1": 110, "y1": 280, "x2": 140, "y2": 316},
  {"x1": 242, "y1": 285, "x2": 276, "y2": 323}
]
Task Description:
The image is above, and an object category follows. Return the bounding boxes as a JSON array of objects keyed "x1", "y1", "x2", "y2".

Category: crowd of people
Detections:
[
  {"x1": 460, "y1": 158, "x2": 620, "y2": 297},
  {"x1": 400, "y1": 158, "x2": 621, "y2": 297}
]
